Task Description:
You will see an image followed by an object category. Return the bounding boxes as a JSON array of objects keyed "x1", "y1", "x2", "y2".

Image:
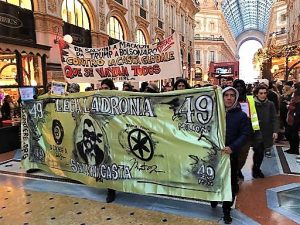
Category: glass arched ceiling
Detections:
[{"x1": 221, "y1": 0, "x2": 275, "y2": 38}]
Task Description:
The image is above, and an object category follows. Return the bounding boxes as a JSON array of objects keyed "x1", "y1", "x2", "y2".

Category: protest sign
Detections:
[
  {"x1": 21, "y1": 87, "x2": 231, "y2": 201},
  {"x1": 51, "y1": 81, "x2": 67, "y2": 95},
  {"x1": 59, "y1": 34, "x2": 182, "y2": 83},
  {"x1": 19, "y1": 87, "x2": 35, "y2": 101}
]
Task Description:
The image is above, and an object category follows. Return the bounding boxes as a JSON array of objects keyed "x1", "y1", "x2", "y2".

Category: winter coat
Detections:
[
  {"x1": 287, "y1": 95, "x2": 300, "y2": 126},
  {"x1": 225, "y1": 106, "x2": 252, "y2": 153},
  {"x1": 254, "y1": 98, "x2": 279, "y2": 148}
]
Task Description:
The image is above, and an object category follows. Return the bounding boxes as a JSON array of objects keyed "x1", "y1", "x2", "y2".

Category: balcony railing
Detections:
[{"x1": 194, "y1": 36, "x2": 224, "y2": 41}]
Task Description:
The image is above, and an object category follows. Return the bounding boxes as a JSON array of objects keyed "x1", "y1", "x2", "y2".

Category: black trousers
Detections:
[
  {"x1": 222, "y1": 154, "x2": 239, "y2": 212},
  {"x1": 285, "y1": 124, "x2": 299, "y2": 154},
  {"x1": 252, "y1": 142, "x2": 265, "y2": 172}
]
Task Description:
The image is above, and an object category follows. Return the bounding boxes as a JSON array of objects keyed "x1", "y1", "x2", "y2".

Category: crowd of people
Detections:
[
  {"x1": 60, "y1": 77, "x2": 300, "y2": 224},
  {"x1": 3, "y1": 77, "x2": 297, "y2": 224}
]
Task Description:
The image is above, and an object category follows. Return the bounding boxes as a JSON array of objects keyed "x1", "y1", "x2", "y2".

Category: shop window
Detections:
[
  {"x1": 136, "y1": 29, "x2": 146, "y2": 45},
  {"x1": 61, "y1": 0, "x2": 90, "y2": 30},
  {"x1": 3, "y1": 0, "x2": 32, "y2": 10},
  {"x1": 21, "y1": 53, "x2": 43, "y2": 87},
  {"x1": 0, "y1": 52, "x2": 44, "y2": 88},
  {"x1": 108, "y1": 16, "x2": 124, "y2": 41},
  {"x1": 0, "y1": 53, "x2": 18, "y2": 86}
]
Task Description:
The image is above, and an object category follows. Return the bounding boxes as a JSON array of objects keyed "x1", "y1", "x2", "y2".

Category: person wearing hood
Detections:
[
  {"x1": 210, "y1": 87, "x2": 251, "y2": 224},
  {"x1": 252, "y1": 84, "x2": 279, "y2": 178}
]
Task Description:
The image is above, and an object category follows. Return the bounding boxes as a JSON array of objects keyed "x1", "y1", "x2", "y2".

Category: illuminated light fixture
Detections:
[
  {"x1": 63, "y1": 34, "x2": 73, "y2": 44},
  {"x1": 190, "y1": 67, "x2": 194, "y2": 72},
  {"x1": 31, "y1": 80, "x2": 37, "y2": 86},
  {"x1": 273, "y1": 65, "x2": 279, "y2": 71},
  {"x1": 182, "y1": 65, "x2": 187, "y2": 70},
  {"x1": 271, "y1": 65, "x2": 279, "y2": 74}
]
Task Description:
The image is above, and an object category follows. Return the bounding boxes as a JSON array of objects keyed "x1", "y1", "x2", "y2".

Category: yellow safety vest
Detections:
[{"x1": 246, "y1": 95, "x2": 260, "y2": 131}]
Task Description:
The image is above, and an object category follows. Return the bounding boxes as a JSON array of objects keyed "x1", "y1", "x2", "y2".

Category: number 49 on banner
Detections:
[{"x1": 29, "y1": 102, "x2": 43, "y2": 119}]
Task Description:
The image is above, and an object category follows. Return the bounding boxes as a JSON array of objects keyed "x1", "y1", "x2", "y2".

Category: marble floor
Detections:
[{"x1": 0, "y1": 144, "x2": 299, "y2": 225}]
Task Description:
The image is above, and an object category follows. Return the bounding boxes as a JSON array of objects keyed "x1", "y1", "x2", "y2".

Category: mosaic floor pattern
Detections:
[{"x1": 0, "y1": 185, "x2": 218, "y2": 225}]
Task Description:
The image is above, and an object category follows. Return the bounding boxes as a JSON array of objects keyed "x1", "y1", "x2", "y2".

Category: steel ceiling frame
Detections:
[{"x1": 221, "y1": 0, "x2": 274, "y2": 38}]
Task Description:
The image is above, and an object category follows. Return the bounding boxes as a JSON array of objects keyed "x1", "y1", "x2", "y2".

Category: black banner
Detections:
[
  {"x1": 0, "y1": 1, "x2": 36, "y2": 43},
  {"x1": 63, "y1": 23, "x2": 91, "y2": 48}
]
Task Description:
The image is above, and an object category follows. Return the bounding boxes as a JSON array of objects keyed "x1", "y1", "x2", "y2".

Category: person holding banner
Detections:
[
  {"x1": 101, "y1": 78, "x2": 116, "y2": 90},
  {"x1": 99, "y1": 78, "x2": 117, "y2": 203},
  {"x1": 233, "y1": 79, "x2": 257, "y2": 180},
  {"x1": 211, "y1": 87, "x2": 251, "y2": 224},
  {"x1": 173, "y1": 78, "x2": 191, "y2": 90},
  {"x1": 144, "y1": 83, "x2": 159, "y2": 93},
  {"x1": 123, "y1": 82, "x2": 133, "y2": 91}
]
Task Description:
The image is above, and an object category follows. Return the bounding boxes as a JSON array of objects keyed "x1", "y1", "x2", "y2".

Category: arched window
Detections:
[
  {"x1": 2, "y1": 0, "x2": 32, "y2": 10},
  {"x1": 136, "y1": 29, "x2": 146, "y2": 45},
  {"x1": 108, "y1": 16, "x2": 124, "y2": 41},
  {"x1": 61, "y1": 0, "x2": 90, "y2": 30}
]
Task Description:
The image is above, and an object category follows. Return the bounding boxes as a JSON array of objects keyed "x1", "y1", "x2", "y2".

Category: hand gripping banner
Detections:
[
  {"x1": 21, "y1": 87, "x2": 231, "y2": 201},
  {"x1": 59, "y1": 33, "x2": 182, "y2": 83}
]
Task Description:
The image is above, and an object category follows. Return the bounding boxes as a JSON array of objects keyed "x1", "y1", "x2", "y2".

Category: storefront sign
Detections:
[
  {"x1": 21, "y1": 87, "x2": 231, "y2": 201},
  {"x1": 0, "y1": 1, "x2": 35, "y2": 43},
  {"x1": 59, "y1": 33, "x2": 182, "y2": 83},
  {"x1": 0, "y1": 13, "x2": 23, "y2": 28}
]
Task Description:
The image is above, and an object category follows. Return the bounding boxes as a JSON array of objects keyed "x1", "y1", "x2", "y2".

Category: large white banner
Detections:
[{"x1": 59, "y1": 34, "x2": 182, "y2": 83}]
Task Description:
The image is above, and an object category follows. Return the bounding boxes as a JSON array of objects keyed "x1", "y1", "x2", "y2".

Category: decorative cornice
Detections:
[
  {"x1": 34, "y1": 13, "x2": 63, "y2": 34},
  {"x1": 135, "y1": 15, "x2": 150, "y2": 28},
  {"x1": 47, "y1": 0, "x2": 57, "y2": 14},
  {"x1": 106, "y1": 0, "x2": 128, "y2": 15},
  {"x1": 155, "y1": 26, "x2": 165, "y2": 37}
]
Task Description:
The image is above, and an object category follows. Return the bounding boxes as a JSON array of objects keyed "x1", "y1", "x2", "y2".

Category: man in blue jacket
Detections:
[{"x1": 211, "y1": 87, "x2": 251, "y2": 224}]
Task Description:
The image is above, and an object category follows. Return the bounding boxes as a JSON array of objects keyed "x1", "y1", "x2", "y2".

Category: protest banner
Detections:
[
  {"x1": 21, "y1": 87, "x2": 231, "y2": 201},
  {"x1": 59, "y1": 33, "x2": 182, "y2": 83},
  {"x1": 50, "y1": 81, "x2": 67, "y2": 95}
]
